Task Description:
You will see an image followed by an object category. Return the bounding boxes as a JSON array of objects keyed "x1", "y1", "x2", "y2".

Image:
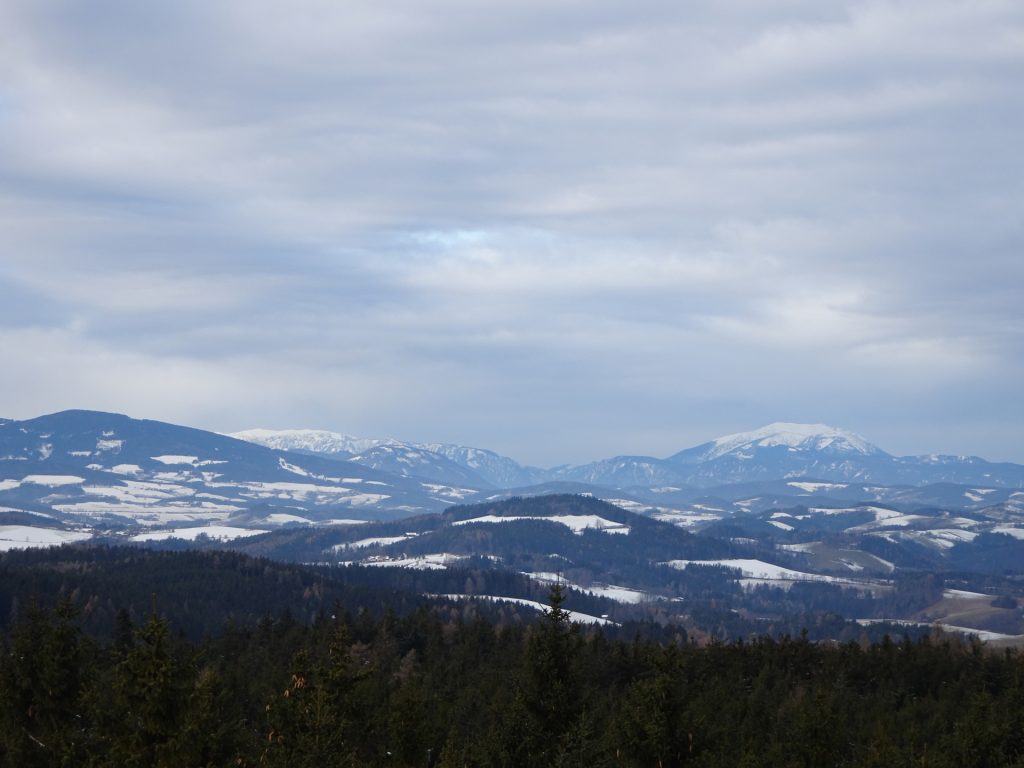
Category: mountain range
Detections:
[
  {"x1": 1, "y1": 410, "x2": 1022, "y2": 545},
  {"x1": 5, "y1": 409, "x2": 1024, "y2": 639},
  {"x1": 233, "y1": 421, "x2": 1024, "y2": 490}
]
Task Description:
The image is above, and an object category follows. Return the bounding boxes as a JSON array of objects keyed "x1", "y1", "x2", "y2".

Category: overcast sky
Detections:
[{"x1": 1, "y1": 0, "x2": 1022, "y2": 465}]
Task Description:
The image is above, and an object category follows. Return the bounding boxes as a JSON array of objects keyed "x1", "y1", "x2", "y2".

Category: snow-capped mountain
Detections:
[
  {"x1": 3, "y1": 410, "x2": 1024, "y2": 575},
  {"x1": 228, "y1": 428, "x2": 394, "y2": 458},
  {"x1": 690, "y1": 423, "x2": 883, "y2": 461},
  {"x1": 233, "y1": 429, "x2": 541, "y2": 488},
  {"x1": 235, "y1": 422, "x2": 1024, "y2": 491},
  {"x1": 548, "y1": 424, "x2": 886, "y2": 488},
  {"x1": 539, "y1": 423, "x2": 1024, "y2": 489},
  {"x1": 663, "y1": 423, "x2": 1024, "y2": 488}
]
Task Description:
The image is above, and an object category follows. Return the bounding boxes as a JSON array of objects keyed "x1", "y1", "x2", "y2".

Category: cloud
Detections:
[{"x1": 0, "y1": 0, "x2": 1021, "y2": 463}]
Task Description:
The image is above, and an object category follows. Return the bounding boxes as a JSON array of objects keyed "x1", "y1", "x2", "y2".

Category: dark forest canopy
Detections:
[
  {"x1": 3, "y1": 581, "x2": 1024, "y2": 767},
  {"x1": 1, "y1": 546, "x2": 1024, "y2": 766}
]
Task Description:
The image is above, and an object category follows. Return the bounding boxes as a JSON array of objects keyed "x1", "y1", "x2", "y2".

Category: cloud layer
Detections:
[{"x1": 1, "y1": 0, "x2": 1022, "y2": 464}]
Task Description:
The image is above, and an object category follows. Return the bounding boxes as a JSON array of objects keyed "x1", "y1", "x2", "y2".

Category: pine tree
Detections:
[
  {"x1": 520, "y1": 584, "x2": 581, "y2": 766},
  {"x1": 103, "y1": 611, "x2": 186, "y2": 767}
]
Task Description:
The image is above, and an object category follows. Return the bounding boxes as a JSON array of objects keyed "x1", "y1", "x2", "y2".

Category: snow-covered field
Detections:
[
  {"x1": 350, "y1": 553, "x2": 466, "y2": 570},
  {"x1": 130, "y1": 526, "x2": 268, "y2": 542},
  {"x1": 333, "y1": 535, "x2": 414, "y2": 551},
  {"x1": 439, "y1": 594, "x2": 614, "y2": 624},
  {"x1": 525, "y1": 572, "x2": 648, "y2": 603},
  {"x1": 857, "y1": 618, "x2": 1022, "y2": 643},
  {"x1": 663, "y1": 558, "x2": 848, "y2": 584},
  {"x1": 0, "y1": 525, "x2": 92, "y2": 551}
]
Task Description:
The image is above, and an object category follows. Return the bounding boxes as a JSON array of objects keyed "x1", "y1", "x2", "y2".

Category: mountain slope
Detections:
[
  {"x1": 347, "y1": 443, "x2": 491, "y2": 487},
  {"x1": 0, "y1": 410, "x2": 483, "y2": 528},
  {"x1": 663, "y1": 423, "x2": 1024, "y2": 489}
]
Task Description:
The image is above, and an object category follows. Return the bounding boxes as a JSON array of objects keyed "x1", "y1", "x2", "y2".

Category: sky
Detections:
[{"x1": 1, "y1": 0, "x2": 1022, "y2": 466}]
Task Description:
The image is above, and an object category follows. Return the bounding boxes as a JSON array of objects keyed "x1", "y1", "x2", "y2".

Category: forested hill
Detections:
[
  {"x1": 194, "y1": 493, "x2": 747, "y2": 567},
  {"x1": 0, "y1": 545, "x2": 620, "y2": 642}
]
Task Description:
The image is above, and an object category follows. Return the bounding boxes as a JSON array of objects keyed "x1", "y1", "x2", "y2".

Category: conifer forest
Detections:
[{"x1": 3, "y1": 547, "x2": 1024, "y2": 767}]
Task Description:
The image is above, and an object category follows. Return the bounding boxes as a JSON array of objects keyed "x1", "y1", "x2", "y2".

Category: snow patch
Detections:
[
  {"x1": 22, "y1": 475, "x2": 85, "y2": 486},
  {"x1": 525, "y1": 572, "x2": 648, "y2": 604},
  {"x1": 788, "y1": 481, "x2": 848, "y2": 493},
  {"x1": 111, "y1": 464, "x2": 143, "y2": 476},
  {"x1": 264, "y1": 513, "x2": 313, "y2": 524},
  {"x1": 151, "y1": 455, "x2": 199, "y2": 465},
  {"x1": 333, "y1": 535, "x2": 413, "y2": 551}
]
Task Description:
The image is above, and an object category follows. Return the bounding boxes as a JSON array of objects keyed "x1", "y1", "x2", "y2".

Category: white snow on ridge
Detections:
[
  {"x1": 704, "y1": 423, "x2": 878, "y2": 460},
  {"x1": 230, "y1": 428, "x2": 392, "y2": 456},
  {"x1": 452, "y1": 514, "x2": 629, "y2": 535}
]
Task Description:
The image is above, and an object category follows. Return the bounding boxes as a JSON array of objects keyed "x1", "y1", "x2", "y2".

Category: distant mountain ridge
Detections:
[
  {"x1": 236, "y1": 421, "x2": 1024, "y2": 490},
  {"x1": 2, "y1": 410, "x2": 1022, "y2": 543},
  {"x1": 679, "y1": 422, "x2": 883, "y2": 461},
  {"x1": 228, "y1": 428, "x2": 392, "y2": 457},
  {"x1": 231, "y1": 430, "x2": 545, "y2": 488}
]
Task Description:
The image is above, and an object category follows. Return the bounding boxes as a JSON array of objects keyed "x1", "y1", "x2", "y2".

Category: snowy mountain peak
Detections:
[
  {"x1": 228, "y1": 428, "x2": 394, "y2": 457},
  {"x1": 703, "y1": 423, "x2": 882, "y2": 460}
]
